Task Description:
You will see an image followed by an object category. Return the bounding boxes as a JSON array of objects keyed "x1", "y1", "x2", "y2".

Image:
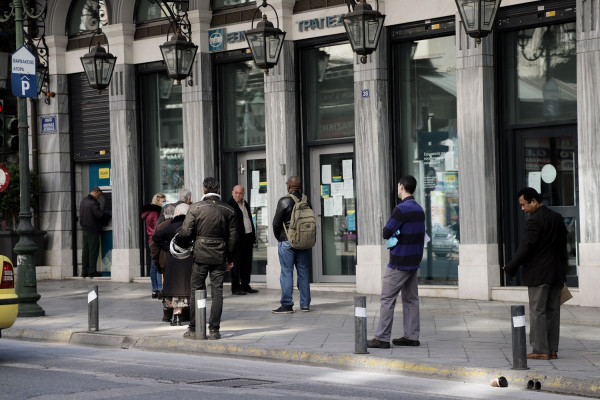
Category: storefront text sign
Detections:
[
  {"x1": 297, "y1": 15, "x2": 343, "y2": 32},
  {"x1": 208, "y1": 28, "x2": 247, "y2": 52}
]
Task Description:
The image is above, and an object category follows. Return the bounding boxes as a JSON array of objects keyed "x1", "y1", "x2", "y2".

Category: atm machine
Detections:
[{"x1": 88, "y1": 162, "x2": 112, "y2": 276}]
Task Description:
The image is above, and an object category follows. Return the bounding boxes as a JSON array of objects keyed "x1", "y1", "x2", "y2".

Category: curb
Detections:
[{"x1": 5, "y1": 328, "x2": 599, "y2": 398}]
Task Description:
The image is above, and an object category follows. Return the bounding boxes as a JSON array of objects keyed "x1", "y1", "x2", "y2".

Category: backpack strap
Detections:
[{"x1": 286, "y1": 193, "x2": 300, "y2": 203}]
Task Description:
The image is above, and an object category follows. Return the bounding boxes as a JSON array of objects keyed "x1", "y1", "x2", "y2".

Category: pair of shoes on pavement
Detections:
[
  {"x1": 392, "y1": 337, "x2": 420, "y2": 346},
  {"x1": 272, "y1": 305, "x2": 294, "y2": 314},
  {"x1": 152, "y1": 290, "x2": 163, "y2": 299}
]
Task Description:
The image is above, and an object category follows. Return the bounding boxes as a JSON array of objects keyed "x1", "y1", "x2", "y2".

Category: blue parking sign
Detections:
[{"x1": 11, "y1": 46, "x2": 38, "y2": 98}]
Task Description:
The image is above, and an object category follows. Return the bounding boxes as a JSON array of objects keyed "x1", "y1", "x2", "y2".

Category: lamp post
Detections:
[
  {"x1": 455, "y1": 0, "x2": 502, "y2": 44},
  {"x1": 150, "y1": 0, "x2": 198, "y2": 85},
  {"x1": 245, "y1": 0, "x2": 286, "y2": 75},
  {"x1": 0, "y1": 0, "x2": 47, "y2": 317},
  {"x1": 342, "y1": 0, "x2": 386, "y2": 64}
]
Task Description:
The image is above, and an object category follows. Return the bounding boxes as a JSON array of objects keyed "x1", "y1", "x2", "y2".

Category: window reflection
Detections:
[
  {"x1": 213, "y1": 0, "x2": 254, "y2": 10},
  {"x1": 68, "y1": 0, "x2": 108, "y2": 35},
  {"x1": 135, "y1": 0, "x2": 184, "y2": 23}
]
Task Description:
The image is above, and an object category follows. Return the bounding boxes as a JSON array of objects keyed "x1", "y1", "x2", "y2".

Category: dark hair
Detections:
[
  {"x1": 518, "y1": 187, "x2": 542, "y2": 203},
  {"x1": 398, "y1": 175, "x2": 417, "y2": 194},
  {"x1": 203, "y1": 177, "x2": 220, "y2": 194}
]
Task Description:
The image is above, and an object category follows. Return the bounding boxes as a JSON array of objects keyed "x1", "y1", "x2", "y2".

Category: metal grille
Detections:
[{"x1": 189, "y1": 378, "x2": 276, "y2": 388}]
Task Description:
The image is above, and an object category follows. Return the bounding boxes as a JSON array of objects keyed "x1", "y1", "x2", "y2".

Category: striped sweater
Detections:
[{"x1": 382, "y1": 196, "x2": 426, "y2": 270}]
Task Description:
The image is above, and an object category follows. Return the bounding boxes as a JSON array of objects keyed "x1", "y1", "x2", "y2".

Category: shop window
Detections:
[
  {"x1": 302, "y1": 43, "x2": 354, "y2": 142},
  {"x1": 394, "y1": 35, "x2": 458, "y2": 284},
  {"x1": 502, "y1": 22, "x2": 576, "y2": 124},
  {"x1": 139, "y1": 70, "x2": 184, "y2": 203},
  {"x1": 67, "y1": 0, "x2": 109, "y2": 36},
  {"x1": 219, "y1": 60, "x2": 265, "y2": 150}
]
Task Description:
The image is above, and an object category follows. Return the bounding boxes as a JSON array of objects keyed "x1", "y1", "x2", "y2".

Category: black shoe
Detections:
[
  {"x1": 272, "y1": 305, "x2": 294, "y2": 314},
  {"x1": 89, "y1": 271, "x2": 102, "y2": 278},
  {"x1": 392, "y1": 337, "x2": 420, "y2": 346},
  {"x1": 301, "y1": 307, "x2": 310, "y2": 312},
  {"x1": 243, "y1": 287, "x2": 259, "y2": 293},
  {"x1": 162, "y1": 308, "x2": 173, "y2": 322},
  {"x1": 209, "y1": 330, "x2": 221, "y2": 340},
  {"x1": 152, "y1": 291, "x2": 158, "y2": 299},
  {"x1": 367, "y1": 338, "x2": 391, "y2": 349},
  {"x1": 157, "y1": 290, "x2": 163, "y2": 299},
  {"x1": 180, "y1": 308, "x2": 190, "y2": 322},
  {"x1": 232, "y1": 291, "x2": 247, "y2": 296},
  {"x1": 171, "y1": 314, "x2": 182, "y2": 326},
  {"x1": 183, "y1": 329, "x2": 195, "y2": 339}
]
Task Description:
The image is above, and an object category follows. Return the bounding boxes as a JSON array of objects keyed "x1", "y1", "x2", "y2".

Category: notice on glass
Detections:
[
  {"x1": 333, "y1": 196, "x2": 344, "y2": 216},
  {"x1": 342, "y1": 159, "x2": 353, "y2": 179},
  {"x1": 260, "y1": 207, "x2": 269, "y2": 226},
  {"x1": 528, "y1": 171, "x2": 542, "y2": 194},
  {"x1": 331, "y1": 182, "x2": 344, "y2": 197},
  {"x1": 252, "y1": 170, "x2": 260, "y2": 189},
  {"x1": 323, "y1": 197, "x2": 334, "y2": 217},
  {"x1": 250, "y1": 188, "x2": 259, "y2": 208},
  {"x1": 347, "y1": 210, "x2": 356, "y2": 231},
  {"x1": 321, "y1": 184, "x2": 330, "y2": 198},
  {"x1": 343, "y1": 179, "x2": 354, "y2": 198},
  {"x1": 256, "y1": 193, "x2": 268, "y2": 207},
  {"x1": 322, "y1": 165, "x2": 332, "y2": 184}
]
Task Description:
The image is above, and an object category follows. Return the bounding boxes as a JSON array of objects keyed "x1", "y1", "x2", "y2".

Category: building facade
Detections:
[{"x1": 15, "y1": 0, "x2": 600, "y2": 306}]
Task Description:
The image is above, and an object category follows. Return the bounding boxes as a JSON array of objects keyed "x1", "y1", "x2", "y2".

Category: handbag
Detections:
[{"x1": 560, "y1": 283, "x2": 573, "y2": 305}]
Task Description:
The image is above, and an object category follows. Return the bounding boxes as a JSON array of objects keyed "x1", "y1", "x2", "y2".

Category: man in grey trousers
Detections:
[{"x1": 367, "y1": 176, "x2": 426, "y2": 349}]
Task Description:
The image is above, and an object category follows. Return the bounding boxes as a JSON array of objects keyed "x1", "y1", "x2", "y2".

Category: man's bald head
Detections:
[{"x1": 286, "y1": 176, "x2": 301, "y2": 192}]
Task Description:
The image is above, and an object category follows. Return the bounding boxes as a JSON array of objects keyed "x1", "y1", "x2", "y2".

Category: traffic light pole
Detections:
[{"x1": 12, "y1": 0, "x2": 45, "y2": 317}]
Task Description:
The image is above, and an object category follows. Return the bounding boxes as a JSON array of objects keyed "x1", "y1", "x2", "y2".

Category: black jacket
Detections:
[
  {"x1": 272, "y1": 190, "x2": 311, "y2": 242},
  {"x1": 505, "y1": 205, "x2": 568, "y2": 287},
  {"x1": 227, "y1": 197, "x2": 256, "y2": 244},
  {"x1": 79, "y1": 194, "x2": 110, "y2": 233},
  {"x1": 175, "y1": 194, "x2": 237, "y2": 265},
  {"x1": 152, "y1": 215, "x2": 192, "y2": 297}
]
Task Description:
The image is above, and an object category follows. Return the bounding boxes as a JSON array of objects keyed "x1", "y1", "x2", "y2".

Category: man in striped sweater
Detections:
[{"x1": 367, "y1": 175, "x2": 426, "y2": 349}]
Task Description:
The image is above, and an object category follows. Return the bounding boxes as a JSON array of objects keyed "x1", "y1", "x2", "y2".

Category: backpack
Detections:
[{"x1": 283, "y1": 193, "x2": 317, "y2": 249}]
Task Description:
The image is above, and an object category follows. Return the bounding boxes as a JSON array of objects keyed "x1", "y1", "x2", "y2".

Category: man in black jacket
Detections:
[
  {"x1": 227, "y1": 185, "x2": 258, "y2": 295},
  {"x1": 176, "y1": 177, "x2": 237, "y2": 340},
  {"x1": 79, "y1": 187, "x2": 111, "y2": 278},
  {"x1": 271, "y1": 176, "x2": 311, "y2": 314},
  {"x1": 504, "y1": 187, "x2": 567, "y2": 360}
]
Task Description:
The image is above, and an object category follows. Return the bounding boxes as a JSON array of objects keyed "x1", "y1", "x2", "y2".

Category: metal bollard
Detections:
[
  {"x1": 511, "y1": 305, "x2": 528, "y2": 370},
  {"x1": 195, "y1": 289, "x2": 207, "y2": 340},
  {"x1": 88, "y1": 285, "x2": 99, "y2": 332},
  {"x1": 354, "y1": 296, "x2": 369, "y2": 354}
]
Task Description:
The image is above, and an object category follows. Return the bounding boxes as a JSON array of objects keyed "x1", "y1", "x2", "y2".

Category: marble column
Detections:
[
  {"x1": 264, "y1": 41, "x2": 299, "y2": 290},
  {"x1": 353, "y1": 32, "x2": 392, "y2": 294},
  {"x1": 108, "y1": 63, "x2": 140, "y2": 282},
  {"x1": 455, "y1": 20, "x2": 500, "y2": 300},
  {"x1": 576, "y1": 0, "x2": 600, "y2": 307}
]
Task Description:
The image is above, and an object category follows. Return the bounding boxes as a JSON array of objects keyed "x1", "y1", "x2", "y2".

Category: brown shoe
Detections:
[
  {"x1": 549, "y1": 351, "x2": 558, "y2": 359},
  {"x1": 527, "y1": 353, "x2": 551, "y2": 360},
  {"x1": 366, "y1": 338, "x2": 390, "y2": 349}
]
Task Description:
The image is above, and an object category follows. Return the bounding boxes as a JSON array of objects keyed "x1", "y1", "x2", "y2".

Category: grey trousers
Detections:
[
  {"x1": 375, "y1": 268, "x2": 420, "y2": 342},
  {"x1": 528, "y1": 284, "x2": 562, "y2": 354}
]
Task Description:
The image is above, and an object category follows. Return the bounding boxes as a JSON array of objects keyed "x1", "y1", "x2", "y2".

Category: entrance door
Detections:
[
  {"x1": 237, "y1": 151, "x2": 267, "y2": 281},
  {"x1": 511, "y1": 124, "x2": 578, "y2": 286},
  {"x1": 310, "y1": 145, "x2": 356, "y2": 283}
]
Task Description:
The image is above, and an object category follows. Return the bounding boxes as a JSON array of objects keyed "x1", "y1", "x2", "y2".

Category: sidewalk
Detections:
[{"x1": 5, "y1": 279, "x2": 600, "y2": 397}]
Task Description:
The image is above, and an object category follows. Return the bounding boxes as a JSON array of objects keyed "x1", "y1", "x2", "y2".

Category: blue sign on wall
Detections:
[
  {"x1": 209, "y1": 28, "x2": 225, "y2": 52},
  {"x1": 40, "y1": 116, "x2": 57, "y2": 134}
]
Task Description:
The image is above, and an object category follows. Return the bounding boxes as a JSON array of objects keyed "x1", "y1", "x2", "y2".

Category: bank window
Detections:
[
  {"x1": 140, "y1": 70, "x2": 184, "y2": 203},
  {"x1": 219, "y1": 60, "x2": 265, "y2": 150},
  {"x1": 135, "y1": 0, "x2": 184, "y2": 23},
  {"x1": 302, "y1": 43, "x2": 355, "y2": 142},
  {"x1": 67, "y1": 0, "x2": 108, "y2": 36},
  {"x1": 503, "y1": 22, "x2": 576, "y2": 124},
  {"x1": 394, "y1": 35, "x2": 458, "y2": 284}
]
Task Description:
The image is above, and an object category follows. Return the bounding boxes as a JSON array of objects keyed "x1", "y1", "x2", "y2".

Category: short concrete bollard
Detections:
[
  {"x1": 511, "y1": 305, "x2": 528, "y2": 370},
  {"x1": 195, "y1": 289, "x2": 207, "y2": 340},
  {"x1": 88, "y1": 285, "x2": 99, "y2": 332},
  {"x1": 354, "y1": 296, "x2": 368, "y2": 354}
]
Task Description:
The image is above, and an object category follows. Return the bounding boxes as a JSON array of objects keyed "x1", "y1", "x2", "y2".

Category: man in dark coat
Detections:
[
  {"x1": 79, "y1": 186, "x2": 111, "y2": 278},
  {"x1": 227, "y1": 185, "x2": 258, "y2": 295},
  {"x1": 504, "y1": 187, "x2": 567, "y2": 360}
]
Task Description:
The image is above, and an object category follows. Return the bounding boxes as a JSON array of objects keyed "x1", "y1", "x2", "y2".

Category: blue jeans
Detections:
[
  {"x1": 150, "y1": 260, "x2": 162, "y2": 291},
  {"x1": 278, "y1": 241, "x2": 311, "y2": 309}
]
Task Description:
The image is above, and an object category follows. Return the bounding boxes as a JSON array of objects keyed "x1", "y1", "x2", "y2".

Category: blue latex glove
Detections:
[{"x1": 386, "y1": 230, "x2": 401, "y2": 249}]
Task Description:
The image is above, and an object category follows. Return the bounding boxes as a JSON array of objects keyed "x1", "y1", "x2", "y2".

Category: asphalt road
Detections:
[{"x1": 0, "y1": 339, "x2": 584, "y2": 400}]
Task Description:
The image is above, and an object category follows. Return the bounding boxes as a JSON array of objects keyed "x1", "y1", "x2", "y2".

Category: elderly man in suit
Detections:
[{"x1": 504, "y1": 187, "x2": 568, "y2": 361}]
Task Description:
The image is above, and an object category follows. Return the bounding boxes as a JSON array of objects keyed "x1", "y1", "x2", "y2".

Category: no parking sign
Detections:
[{"x1": 0, "y1": 163, "x2": 10, "y2": 192}]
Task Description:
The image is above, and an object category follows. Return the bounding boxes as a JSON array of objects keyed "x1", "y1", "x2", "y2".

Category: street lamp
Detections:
[
  {"x1": 455, "y1": 0, "x2": 502, "y2": 44},
  {"x1": 80, "y1": 30, "x2": 117, "y2": 94},
  {"x1": 245, "y1": 0, "x2": 286, "y2": 75},
  {"x1": 342, "y1": 0, "x2": 386, "y2": 64},
  {"x1": 151, "y1": 0, "x2": 198, "y2": 85},
  {"x1": 0, "y1": 0, "x2": 46, "y2": 317}
]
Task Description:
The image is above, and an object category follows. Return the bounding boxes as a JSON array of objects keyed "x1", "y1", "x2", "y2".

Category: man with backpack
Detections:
[{"x1": 272, "y1": 176, "x2": 316, "y2": 313}]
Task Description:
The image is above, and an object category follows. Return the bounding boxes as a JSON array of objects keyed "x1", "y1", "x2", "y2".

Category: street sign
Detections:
[
  {"x1": 11, "y1": 45, "x2": 37, "y2": 98},
  {"x1": 0, "y1": 163, "x2": 10, "y2": 193}
]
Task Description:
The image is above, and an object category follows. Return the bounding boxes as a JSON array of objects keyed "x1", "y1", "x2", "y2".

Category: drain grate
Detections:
[{"x1": 189, "y1": 378, "x2": 276, "y2": 388}]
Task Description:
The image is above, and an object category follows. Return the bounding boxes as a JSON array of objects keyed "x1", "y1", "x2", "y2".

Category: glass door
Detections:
[
  {"x1": 310, "y1": 144, "x2": 356, "y2": 283},
  {"x1": 512, "y1": 125, "x2": 578, "y2": 286},
  {"x1": 237, "y1": 151, "x2": 267, "y2": 281}
]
